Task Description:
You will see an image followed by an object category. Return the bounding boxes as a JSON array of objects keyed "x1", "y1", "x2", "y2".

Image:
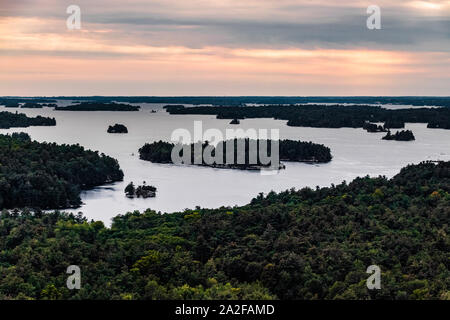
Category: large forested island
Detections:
[
  {"x1": 0, "y1": 161, "x2": 447, "y2": 300},
  {"x1": 139, "y1": 139, "x2": 332, "y2": 170},
  {"x1": 165, "y1": 104, "x2": 450, "y2": 130},
  {"x1": 55, "y1": 102, "x2": 140, "y2": 111},
  {"x1": 0, "y1": 133, "x2": 123, "y2": 209},
  {"x1": 0, "y1": 111, "x2": 56, "y2": 129}
]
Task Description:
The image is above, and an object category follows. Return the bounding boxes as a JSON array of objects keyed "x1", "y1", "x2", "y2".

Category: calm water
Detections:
[{"x1": 1, "y1": 102, "x2": 449, "y2": 225}]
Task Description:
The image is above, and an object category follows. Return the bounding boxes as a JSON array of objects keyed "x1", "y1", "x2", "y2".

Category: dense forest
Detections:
[
  {"x1": 0, "y1": 133, "x2": 123, "y2": 209},
  {"x1": 0, "y1": 161, "x2": 448, "y2": 300},
  {"x1": 382, "y1": 130, "x2": 415, "y2": 141},
  {"x1": 165, "y1": 105, "x2": 450, "y2": 130},
  {"x1": 0, "y1": 111, "x2": 56, "y2": 129},
  {"x1": 139, "y1": 139, "x2": 332, "y2": 170},
  {"x1": 55, "y1": 102, "x2": 140, "y2": 111}
]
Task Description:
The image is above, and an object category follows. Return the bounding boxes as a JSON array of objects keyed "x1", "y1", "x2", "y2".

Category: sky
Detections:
[{"x1": 0, "y1": 0, "x2": 449, "y2": 96}]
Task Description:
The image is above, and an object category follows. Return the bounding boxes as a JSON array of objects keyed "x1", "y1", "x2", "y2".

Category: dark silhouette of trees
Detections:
[
  {"x1": 55, "y1": 102, "x2": 140, "y2": 111},
  {"x1": 382, "y1": 130, "x2": 415, "y2": 141},
  {"x1": 165, "y1": 104, "x2": 450, "y2": 130},
  {"x1": 125, "y1": 181, "x2": 156, "y2": 198},
  {"x1": 107, "y1": 124, "x2": 128, "y2": 133},
  {"x1": 363, "y1": 122, "x2": 386, "y2": 133},
  {"x1": 0, "y1": 111, "x2": 56, "y2": 129}
]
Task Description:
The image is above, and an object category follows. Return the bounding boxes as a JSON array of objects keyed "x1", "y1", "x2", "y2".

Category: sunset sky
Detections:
[{"x1": 1, "y1": 0, "x2": 449, "y2": 96}]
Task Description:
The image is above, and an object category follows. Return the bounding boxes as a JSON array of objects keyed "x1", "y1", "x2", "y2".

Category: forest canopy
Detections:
[
  {"x1": 0, "y1": 133, "x2": 123, "y2": 209},
  {"x1": 0, "y1": 161, "x2": 448, "y2": 300}
]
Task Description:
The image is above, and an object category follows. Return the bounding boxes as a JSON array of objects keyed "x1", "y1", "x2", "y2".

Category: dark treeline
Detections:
[
  {"x1": 382, "y1": 130, "x2": 415, "y2": 141},
  {"x1": 55, "y1": 102, "x2": 140, "y2": 111},
  {"x1": 0, "y1": 98, "x2": 56, "y2": 105},
  {"x1": 31, "y1": 96, "x2": 450, "y2": 107},
  {"x1": 165, "y1": 105, "x2": 450, "y2": 130},
  {"x1": 139, "y1": 139, "x2": 332, "y2": 170},
  {"x1": 363, "y1": 122, "x2": 387, "y2": 133},
  {"x1": 0, "y1": 161, "x2": 448, "y2": 299},
  {"x1": 0, "y1": 133, "x2": 123, "y2": 209},
  {"x1": 0, "y1": 111, "x2": 56, "y2": 129}
]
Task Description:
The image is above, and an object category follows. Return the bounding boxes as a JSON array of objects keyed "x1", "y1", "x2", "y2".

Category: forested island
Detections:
[
  {"x1": 0, "y1": 161, "x2": 448, "y2": 299},
  {"x1": 20, "y1": 102, "x2": 57, "y2": 108},
  {"x1": 21, "y1": 102, "x2": 43, "y2": 108},
  {"x1": 55, "y1": 102, "x2": 140, "y2": 111},
  {"x1": 139, "y1": 139, "x2": 332, "y2": 170},
  {"x1": 363, "y1": 122, "x2": 387, "y2": 133},
  {"x1": 4, "y1": 102, "x2": 19, "y2": 108},
  {"x1": 165, "y1": 104, "x2": 450, "y2": 130},
  {"x1": 382, "y1": 130, "x2": 416, "y2": 141},
  {"x1": 0, "y1": 111, "x2": 56, "y2": 129},
  {"x1": 107, "y1": 124, "x2": 128, "y2": 133},
  {"x1": 0, "y1": 133, "x2": 123, "y2": 209},
  {"x1": 125, "y1": 182, "x2": 157, "y2": 198}
]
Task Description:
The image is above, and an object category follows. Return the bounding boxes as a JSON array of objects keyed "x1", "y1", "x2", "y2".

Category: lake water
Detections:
[{"x1": 1, "y1": 102, "x2": 449, "y2": 225}]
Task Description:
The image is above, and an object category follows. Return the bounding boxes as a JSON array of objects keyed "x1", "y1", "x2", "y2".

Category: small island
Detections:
[
  {"x1": 107, "y1": 124, "x2": 128, "y2": 133},
  {"x1": 21, "y1": 102, "x2": 43, "y2": 108},
  {"x1": 0, "y1": 111, "x2": 56, "y2": 129},
  {"x1": 3, "y1": 102, "x2": 20, "y2": 108},
  {"x1": 363, "y1": 122, "x2": 386, "y2": 133},
  {"x1": 55, "y1": 102, "x2": 140, "y2": 111},
  {"x1": 382, "y1": 130, "x2": 415, "y2": 141},
  {"x1": 229, "y1": 118, "x2": 240, "y2": 125},
  {"x1": 125, "y1": 182, "x2": 157, "y2": 198}
]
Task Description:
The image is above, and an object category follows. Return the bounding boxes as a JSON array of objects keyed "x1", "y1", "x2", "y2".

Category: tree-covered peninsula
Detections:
[
  {"x1": 138, "y1": 139, "x2": 332, "y2": 170},
  {"x1": 165, "y1": 104, "x2": 450, "y2": 130},
  {"x1": 55, "y1": 102, "x2": 140, "y2": 111},
  {"x1": 0, "y1": 111, "x2": 56, "y2": 129},
  {"x1": 0, "y1": 161, "x2": 448, "y2": 300},
  {"x1": 0, "y1": 133, "x2": 123, "y2": 209}
]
